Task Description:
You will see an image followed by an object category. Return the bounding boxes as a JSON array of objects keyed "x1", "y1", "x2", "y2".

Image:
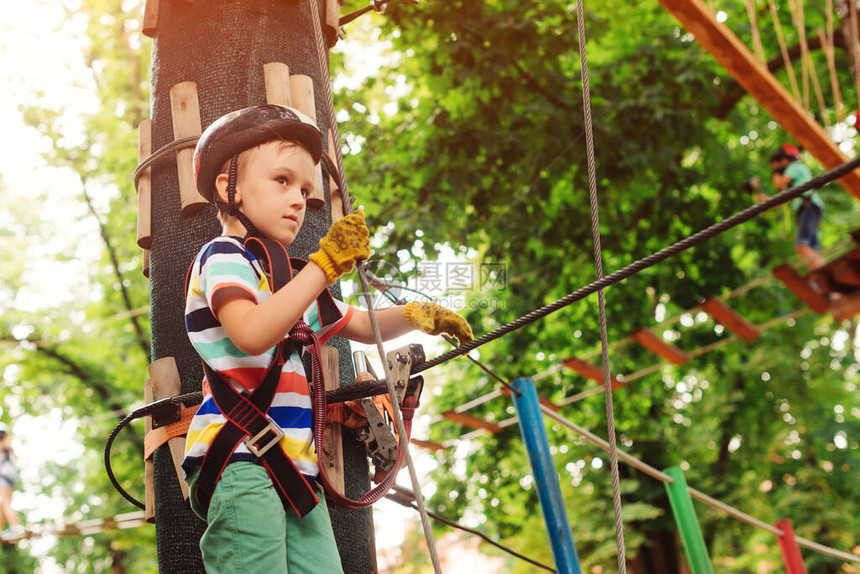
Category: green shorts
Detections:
[{"x1": 186, "y1": 462, "x2": 344, "y2": 574}]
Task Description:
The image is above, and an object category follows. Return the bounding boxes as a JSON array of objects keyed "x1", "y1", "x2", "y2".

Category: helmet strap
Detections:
[
  {"x1": 226, "y1": 155, "x2": 239, "y2": 216},
  {"x1": 222, "y1": 155, "x2": 262, "y2": 239}
]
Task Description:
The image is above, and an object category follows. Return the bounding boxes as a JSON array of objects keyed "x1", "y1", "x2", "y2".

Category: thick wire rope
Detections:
[
  {"x1": 416, "y1": 354, "x2": 860, "y2": 565},
  {"x1": 305, "y1": 1, "x2": 442, "y2": 570},
  {"x1": 412, "y1": 153, "x2": 860, "y2": 374},
  {"x1": 132, "y1": 136, "x2": 198, "y2": 189},
  {"x1": 117, "y1": 157, "x2": 860, "y2": 432},
  {"x1": 574, "y1": 0, "x2": 627, "y2": 569}
]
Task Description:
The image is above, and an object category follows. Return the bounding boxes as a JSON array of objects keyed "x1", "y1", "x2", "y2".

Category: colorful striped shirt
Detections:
[{"x1": 182, "y1": 236, "x2": 353, "y2": 480}]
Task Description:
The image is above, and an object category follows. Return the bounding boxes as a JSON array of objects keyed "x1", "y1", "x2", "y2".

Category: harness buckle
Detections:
[{"x1": 243, "y1": 416, "x2": 285, "y2": 457}]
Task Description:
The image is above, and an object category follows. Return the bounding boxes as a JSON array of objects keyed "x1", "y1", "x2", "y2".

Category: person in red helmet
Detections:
[
  {"x1": 0, "y1": 424, "x2": 24, "y2": 540},
  {"x1": 183, "y1": 104, "x2": 473, "y2": 574},
  {"x1": 754, "y1": 144, "x2": 826, "y2": 270}
]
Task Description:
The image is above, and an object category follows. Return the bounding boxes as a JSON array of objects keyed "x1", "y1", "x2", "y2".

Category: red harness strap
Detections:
[
  {"x1": 187, "y1": 235, "x2": 413, "y2": 513},
  {"x1": 293, "y1": 321, "x2": 416, "y2": 510},
  {"x1": 195, "y1": 337, "x2": 318, "y2": 517},
  {"x1": 187, "y1": 237, "x2": 342, "y2": 517}
]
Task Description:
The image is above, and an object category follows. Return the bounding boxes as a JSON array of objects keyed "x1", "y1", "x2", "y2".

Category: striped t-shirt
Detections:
[{"x1": 182, "y1": 236, "x2": 353, "y2": 480}]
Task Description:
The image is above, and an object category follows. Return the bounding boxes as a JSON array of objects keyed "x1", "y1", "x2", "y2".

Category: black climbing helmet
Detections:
[{"x1": 193, "y1": 104, "x2": 324, "y2": 202}]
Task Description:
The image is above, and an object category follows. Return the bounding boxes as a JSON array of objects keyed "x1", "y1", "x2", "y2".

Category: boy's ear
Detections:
[{"x1": 214, "y1": 172, "x2": 241, "y2": 206}]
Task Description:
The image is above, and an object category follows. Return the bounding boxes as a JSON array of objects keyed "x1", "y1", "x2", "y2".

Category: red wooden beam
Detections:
[
  {"x1": 656, "y1": 0, "x2": 860, "y2": 200},
  {"x1": 699, "y1": 297, "x2": 761, "y2": 341},
  {"x1": 807, "y1": 247, "x2": 860, "y2": 292},
  {"x1": 562, "y1": 357, "x2": 623, "y2": 389},
  {"x1": 829, "y1": 292, "x2": 860, "y2": 322},
  {"x1": 631, "y1": 328, "x2": 690, "y2": 365},
  {"x1": 772, "y1": 264, "x2": 829, "y2": 313},
  {"x1": 441, "y1": 411, "x2": 502, "y2": 433}
]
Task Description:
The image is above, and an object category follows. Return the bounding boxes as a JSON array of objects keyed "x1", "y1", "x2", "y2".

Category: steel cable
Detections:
[
  {"x1": 306, "y1": 1, "x2": 442, "y2": 570},
  {"x1": 574, "y1": 0, "x2": 627, "y2": 569},
  {"x1": 413, "y1": 153, "x2": 860, "y2": 374}
]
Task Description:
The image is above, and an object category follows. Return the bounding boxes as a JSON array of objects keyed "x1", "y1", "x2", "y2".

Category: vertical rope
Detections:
[
  {"x1": 743, "y1": 0, "x2": 767, "y2": 65},
  {"x1": 355, "y1": 273, "x2": 443, "y2": 574},
  {"x1": 768, "y1": 0, "x2": 802, "y2": 104},
  {"x1": 786, "y1": 0, "x2": 811, "y2": 109},
  {"x1": 306, "y1": 2, "x2": 442, "y2": 570},
  {"x1": 849, "y1": 0, "x2": 860, "y2": 114},
  {"x1": 822, "y1": 0, "x2": 845, "y2": 122},
  {"x1": 308, "y1": 0, "x2": 354, "y2": 212},
  {"x1": 574, "y1": 1, "x2": 627, "y2": 572},
  {"x1": 791, "y1": 0, "x2": 830, "y2": 126}
]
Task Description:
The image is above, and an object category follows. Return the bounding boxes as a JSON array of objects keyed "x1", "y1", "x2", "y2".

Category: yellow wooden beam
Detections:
[{"x1": 657, "y1": 0, "x2": 860, "y2": 200}]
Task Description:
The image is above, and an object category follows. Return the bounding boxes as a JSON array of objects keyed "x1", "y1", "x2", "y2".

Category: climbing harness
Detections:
[
  {"x1": 189, "y1": 237, "x2": 424, "y2": 516},
  {"x1": 110, "y1": 234, "x2": 426, "y2": 515},
  {"x1": 187, "y1": 236, "x2": 340, "y2": 516}
]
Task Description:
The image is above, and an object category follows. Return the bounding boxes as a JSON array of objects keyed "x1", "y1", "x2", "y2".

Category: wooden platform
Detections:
[
  {"x1": 631, "y1": 328, "x2": 690, "y2": 365},
  {"x1": 807, "y1": 248, "x2": 860, "y2": 295},
  {"x1": 772, "y1": 264, "x2": 829, "y2": 313},
  {"x1": 441, "y1": 411, "x2": 502, "y2": 433},
  {"x1": 773, "y1": 245, "x2": 860, "y2": 320},
  {"x1": 562, "y1": 357, "x2": 624, "y2": 389},
  {"x1": 699, "y1": 297, "x2": 761, "y2": 341},
  {"x1": 411, "y1": 438, "x2": 446, "y2": 451}
]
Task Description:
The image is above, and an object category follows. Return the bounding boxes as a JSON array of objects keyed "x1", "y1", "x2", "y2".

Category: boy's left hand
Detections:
[{"x1": 403, "y1": 301, "x2": 474, "y2": 345}]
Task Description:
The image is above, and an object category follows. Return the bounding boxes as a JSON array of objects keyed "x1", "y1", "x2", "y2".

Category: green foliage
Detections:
[
  {"x1": 0, "y1": 0, "x2": 858, "y2": 571},
  {"x1": 0, "y1": 0, "x2": 154, "y2": 571},
  {"x1": 337, "y1": 0, "x2": 860, "y2": 571}
]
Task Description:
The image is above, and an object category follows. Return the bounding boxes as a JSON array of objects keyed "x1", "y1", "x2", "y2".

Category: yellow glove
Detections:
[
  {"x1": 403, "y1": 301, "x2": 474, "y2": 345},
  {"x1": 309, "y1": 211, "x2": 371, "y2": 284}
]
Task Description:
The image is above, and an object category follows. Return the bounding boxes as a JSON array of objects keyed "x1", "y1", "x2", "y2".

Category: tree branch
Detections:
[
  {"x1": 0, "y1": 334, "x2": 143, "y2": 451},
  {"x1": 80, "y1": 185, "x2": 151, "y2": 362}
]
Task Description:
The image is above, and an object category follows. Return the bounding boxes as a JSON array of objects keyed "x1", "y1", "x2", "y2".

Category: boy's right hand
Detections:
[{"x1": 309, "y1": 211, "x2": 371, "y2": 284}]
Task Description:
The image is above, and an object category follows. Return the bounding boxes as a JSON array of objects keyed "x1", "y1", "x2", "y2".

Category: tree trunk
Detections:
[
  {"x1": 149, "y1": 1, "x2": 373, "y2": 571},
  {"x1": 630, "y1": 528, "x2": 680, "y2": 574}
]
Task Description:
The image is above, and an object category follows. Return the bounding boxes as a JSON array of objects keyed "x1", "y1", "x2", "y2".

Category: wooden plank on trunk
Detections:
[
  {"x1": 699, "y1": 297, "x2": 761, "y2": 341},
  {"x1": 142, "y1": 0, "x2": 158, "y2": 38},
  {"x1": 319, "y1": 346, "x2": 345, "y2": 497},
  {"x1": 263, "y1": 62, "x2": 292, "y2": 107},
  {"x1": 631, "y1": 328, "x2": 690, "y2": 365},
  {"x1": 656, "y1": 0, "x2": 860, "y2": 199},
  {"x1": 137, "y1": 119, "x2": 152, "y2": 249},
  {"x1": 169, "y1": 82, "x2": 207, "y2": 216},
  {"x1": 148, "y1": 357, "x2": 191, "y2": 501},
  {"x1": 144, "y1": 379, "x2": 155, "y2": 524},
  {"x1": 289, "y1": 74, "x2": 325, "y2": 208},
  {"x1": 772, "y1": 263, "x2": 829, "y2": 313},
  {"x1": 562, "y1": 357, "x2": 623, "y2": 389},
  {"x1": 441, "y1": 411, "x2": 502, "y2": 433}
]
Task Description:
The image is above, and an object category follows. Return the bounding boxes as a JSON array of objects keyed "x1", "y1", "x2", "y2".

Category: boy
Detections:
[
  {"x1": 755, "y1": 144, "x2": 825, "y2": 270},
  {"x1": 183, "y1": 104, "x2": 472, "y2": 573}
]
